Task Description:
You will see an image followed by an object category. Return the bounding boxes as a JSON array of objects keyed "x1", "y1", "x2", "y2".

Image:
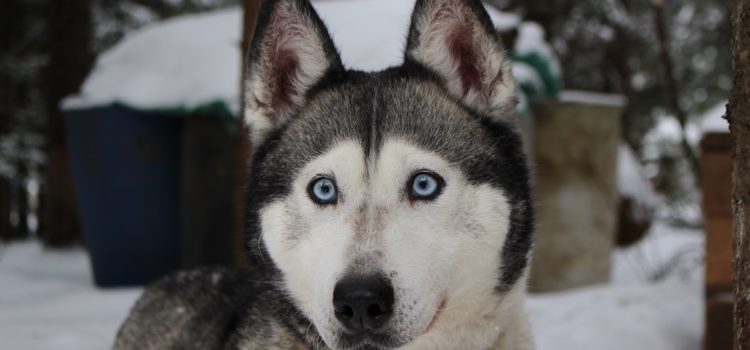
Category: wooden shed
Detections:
[{"x1": 701, "y1": 131, "x2": 734, "y2": 350}]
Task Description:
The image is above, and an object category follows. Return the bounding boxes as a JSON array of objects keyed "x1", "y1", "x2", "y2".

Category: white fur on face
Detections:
[
  {"x1": 260, "y1": 140, "x2": 367, "y2": 320},
  {"x1": 260, "y1": 139, "x2": 514, "y2": 349}
]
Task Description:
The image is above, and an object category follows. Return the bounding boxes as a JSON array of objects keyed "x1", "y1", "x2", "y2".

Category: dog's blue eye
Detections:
[
  {"x1": 410, "y1": 172, "x2": 442, "y2": 200},
  {"x1": 309, "y1": 177, "x2": 338, "y2": 205}
]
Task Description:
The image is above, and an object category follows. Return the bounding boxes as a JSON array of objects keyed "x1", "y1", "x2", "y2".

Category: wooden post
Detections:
[
  {"x1": 0, "y1": 177, "x2": 10, "y2": 240},
  {"x1": 235, "y1": 0, "x2": 262, "y2": 267},
  {"x1": 41, "y1": 0, "x2": 93, "y2": 246},
  {"x1": 180, "y1": 115, "x2": 236, "y2": 268},
  {"x1": 702, "y1": 132, "x2": 734, "y2": 350},
  {"x1": 530, "y1": 91, "x2": 624, "y2": 292},
  {"x1": 729, "y1": 0, "x2": 750, "y2": 348}
]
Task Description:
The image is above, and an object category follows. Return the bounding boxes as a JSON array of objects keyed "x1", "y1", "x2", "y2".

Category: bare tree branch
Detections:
[{"x1": 651, "y1": 0, "x2": 701, "y2": 179}]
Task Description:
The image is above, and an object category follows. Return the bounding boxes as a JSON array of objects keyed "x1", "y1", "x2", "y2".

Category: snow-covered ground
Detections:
[
  {"x1": 0, "y1": 222, "x2": 703, "y2": 350},
  {"x1": 0, "y1": 243, "x2": 140, "y2": 349},
  {"x1": 531, "y1": 222, "x2": 704, "y2": 350}
]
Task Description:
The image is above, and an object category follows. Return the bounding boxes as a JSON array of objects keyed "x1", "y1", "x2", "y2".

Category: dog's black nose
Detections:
[{"x1": 333, "y1": 275, "x2": 394, "y2": 333}]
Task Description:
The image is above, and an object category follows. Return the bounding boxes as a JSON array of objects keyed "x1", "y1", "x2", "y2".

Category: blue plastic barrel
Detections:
[{"x1": 65, "y1": 105, "x2": 182, "y2": 287}]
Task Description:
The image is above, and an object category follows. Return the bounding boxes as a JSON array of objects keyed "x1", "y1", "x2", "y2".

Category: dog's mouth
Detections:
[
  {"x1": 332, "y1": 298, "x2": 447, "y2": 349},
  {"x1": 336, "y1": 331, "x2": 402, "y2": 350},
  {"x1": 423, "y1": 298, "x2": 446, "y2": 335}
]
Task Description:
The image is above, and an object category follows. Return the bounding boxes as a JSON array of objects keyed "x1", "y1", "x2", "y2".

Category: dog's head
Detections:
[{"x1": 243, "y1": 0, "x2": 533, "y2": 348}]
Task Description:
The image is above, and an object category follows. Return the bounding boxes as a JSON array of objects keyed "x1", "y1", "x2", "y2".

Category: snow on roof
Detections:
[
  {"x1": 515, "y1": 22, "x2": 561, "y2": 78},
  {"x1": 699, "y1": 102, "x2": 729, "y2": 134},
  {"x1": 559, "y1": 90, "x2": 627, "y2": 108},
  {"x1": 648, "y1": 115, "x2": 688, "y2": 143},
  {"x1": 487, "y1": 8, "x2": 522, "y2": 31},
  {"x1": 64, "y1": 1, "x2": 546, "y2": 116},
  {"x1": 64, "y1": 8, "x2": 242, "y2": 114},
  {"x1": 317, "y1": 0, "x2": 522, "y2": 70},
  {"x1": 643, "y1": 101, "x2": 728, "y2": 153},
  {"x1": 315, "y1": 0, "x2": 412, "y2": 72}
]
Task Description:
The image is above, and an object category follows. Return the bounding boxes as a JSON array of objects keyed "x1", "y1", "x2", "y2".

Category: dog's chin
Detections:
[
  {"x1": 318, "y1": 322, "x2": 415, "y2": 350},
  {"x1": 333, "y1": 331, "x2": 406, "y2": 350}
]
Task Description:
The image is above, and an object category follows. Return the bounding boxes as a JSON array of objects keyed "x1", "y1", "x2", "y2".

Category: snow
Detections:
[
  {"x1": 64, "y1": 8, "x2": 243, "y2": 114},
  {"x1": 512, "y1": 63, "x2": 546, "y2": 95},
  {"x1": 515, "y1": 22, "x2": 562, "y2": 78},
  {"x1": 618, "y1": 143, "x2": 659, "y2": 217},
  {"x1": 643, "y1": 114, "x2": 703, "y2": 154},
  {"x1": 699, "y1": 102, "x2": 729, "y2": 134},
  {"x1": 313, "y1": 0, "x2": 520, "y2": 71},
  {"x1": 612, "y1": 222, "x2": 704, "y2": 285},
  {"x1": 487, "y1": 9, "x2": 522, "y2": 32},
  {"x1": 0, "y1": 243, "x2": 140, "y2": 350},
  {"x1": 313, "y1": 0, "x2": 412, "y2": 72},
  {"x1": 651, "y1": 116, "x2": 686, "y2": 142},
  {"x1": 63, "y1": 1, "x2": 551, "y2": 115},
  {"x1": 643, "y1": 101, "x2": 729, "y2": 156},
  {"x1": 0, "y1": 222, "x2": 704, "y2": 350},
  {"x1": 529, "y1": 282, "x2": 701, "y2": 350},
  {"x1": 316, "y1": 0, "x2": 521, "y2": 71},
  {"x1": 558, "y1": 90, "x2": 627, "y2": 108},
  {"x1": 531, "y1": 222, "x2": 704, "y2": 350}
]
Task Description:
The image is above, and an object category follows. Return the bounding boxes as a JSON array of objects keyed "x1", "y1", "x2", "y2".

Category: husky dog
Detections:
[{"x1": 114, "y1": 0, "x2": 535, "y2": 349}]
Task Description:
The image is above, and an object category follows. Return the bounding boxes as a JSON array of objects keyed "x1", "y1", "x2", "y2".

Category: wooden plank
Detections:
[
  {"x1": 700, "y1": 132, "x2": 735, "y2": 349},
  {"x1": 706, "y1": 218, "x2": 734, "y2": 295},
  {"x1": 40, "y1": 0, "x2": 91, "y2": 246},
  {"x1": 701, "y1": 132, "x2": 734, "y2": 296},
  {"x1": 704, "y1": 295, "x2": 735, "y2": 350},
  {"x1": 0, "y1": 177, "x2": 10, "y2": 240},
  {"x1": 234, "y1": 0, "x2": 262, "y2": 268},
  {"x1": 701, "y1": 133, "x2": 733, "y2": 218},
  {"x1": 180, "y1": 116, "x2": 236, "y2": 268}
]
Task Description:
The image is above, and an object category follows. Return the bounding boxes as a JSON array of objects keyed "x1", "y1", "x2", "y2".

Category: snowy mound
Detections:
[
  {"x1": 64, "y1": 0, "x2": 554, "y2": 116},
  {"x1": 618, "y1": 143, "x2": 659, "y2": 215},
  {"x1": 63, "y1": 8, "x2": 242, "y2": 115},
  {"x1": 643, "y1": 101, "x2": 729, "y2": 154}
]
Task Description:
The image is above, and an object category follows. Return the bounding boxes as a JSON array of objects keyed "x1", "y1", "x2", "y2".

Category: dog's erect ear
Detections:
[
  {"x1": 405, "y1": 0, "x2": 517, "y2": 120},
  {"x1": 244, "y1": 0, "x2": 343, "y2": 144}
]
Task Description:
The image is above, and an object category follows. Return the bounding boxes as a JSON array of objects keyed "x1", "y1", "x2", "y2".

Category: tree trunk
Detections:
[
  {"x1": 730, "y1": 0, "x2": 750, "y2": 348},
  {"x1": 41, "y1": 0, "x2": 93, "y2": 246},
  {"x1": 235, "y1": 0, "x2": 261, "y2": 267},
  {"x1": 0, "y1": 177, "x2": 11, "y2": 240}
]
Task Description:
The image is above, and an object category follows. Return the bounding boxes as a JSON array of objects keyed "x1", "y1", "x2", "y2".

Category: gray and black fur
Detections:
[{"x1": 114, "y1": 0, "x2": 533, "y2": 348}]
